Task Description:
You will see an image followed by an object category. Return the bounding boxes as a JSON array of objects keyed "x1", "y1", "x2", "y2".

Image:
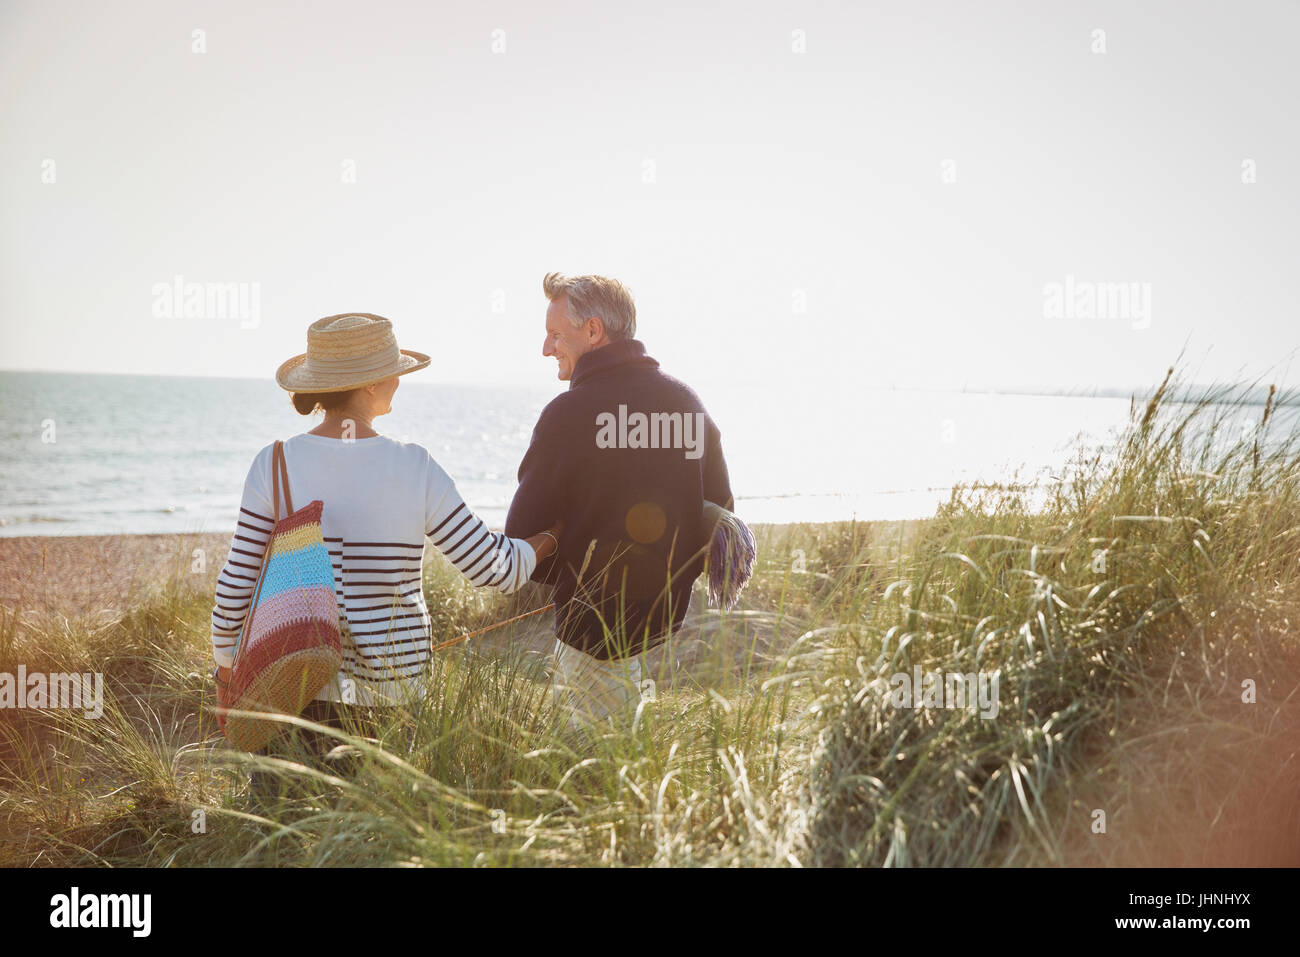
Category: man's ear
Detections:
[{"x1": 585, "y1": 316, "x2": 607, "y2": 345}]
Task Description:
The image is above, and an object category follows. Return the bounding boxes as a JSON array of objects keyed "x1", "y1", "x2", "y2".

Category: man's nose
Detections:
[{"x1": 542, "y1": 336, "x2": 554, "y2": 357}]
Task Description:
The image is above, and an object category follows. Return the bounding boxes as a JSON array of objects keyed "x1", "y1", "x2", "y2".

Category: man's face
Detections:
[{"x1": 543, "y1": 295, "x2": 601, "y2": 381}]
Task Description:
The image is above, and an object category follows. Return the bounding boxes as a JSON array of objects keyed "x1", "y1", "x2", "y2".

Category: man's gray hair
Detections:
[{"x1": 543, "y1": 272, "x2": 637, "y2": 341}]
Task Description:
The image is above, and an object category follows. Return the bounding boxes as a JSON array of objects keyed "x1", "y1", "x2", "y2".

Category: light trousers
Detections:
[{"x1": 550, "y1": 639, "x2": 645, "y2": 731}]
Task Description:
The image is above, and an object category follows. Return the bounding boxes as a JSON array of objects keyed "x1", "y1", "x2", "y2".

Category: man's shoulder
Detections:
[
  {"x1": 568, "y1": 358, "x2": 710, "y2": 411},
  {"x1": 535, "y1": 389, "x2": 586, "y2": 431},
  {"x1": 650, "y1": 367, "x2": 709, "y2": 411}
]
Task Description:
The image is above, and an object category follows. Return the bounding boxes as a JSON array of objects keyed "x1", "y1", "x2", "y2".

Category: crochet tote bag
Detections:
[{"x1": 218, "y1": 440, "x2": 343, "y2": 752}]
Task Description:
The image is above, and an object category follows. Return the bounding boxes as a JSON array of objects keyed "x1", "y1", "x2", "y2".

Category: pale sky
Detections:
[{"x1": 2, "y1": 0, "x2": 1297, "y2": 396}]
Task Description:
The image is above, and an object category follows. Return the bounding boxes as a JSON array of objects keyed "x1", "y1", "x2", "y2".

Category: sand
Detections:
[
  {"x1": 0, "y1": 520, "x2": 923, "y2": 615},
  {"x1": 0, "y1": 519, "x2": 929, "y2": 694},
  {"x1": 0, "y1": 519, "x2": 924, "y2": 668},
  {"x1": 0, "y1": 531, "x2": 234, "y2": 621}
]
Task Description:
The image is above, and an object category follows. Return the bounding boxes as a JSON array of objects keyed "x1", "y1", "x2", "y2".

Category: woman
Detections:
[{"x1": 209, "y1": 313, "x2": 558, "y2": 771}]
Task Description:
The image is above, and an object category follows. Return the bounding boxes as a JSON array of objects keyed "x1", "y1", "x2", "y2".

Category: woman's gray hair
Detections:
[{"x1": 542, "y1": 272, "x2": 637, "y2": 341}]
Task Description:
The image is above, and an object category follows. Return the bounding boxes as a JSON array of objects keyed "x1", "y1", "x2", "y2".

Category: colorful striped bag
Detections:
[{"x1": 217, "y1": 440, "x2": 343, "y2": 752}]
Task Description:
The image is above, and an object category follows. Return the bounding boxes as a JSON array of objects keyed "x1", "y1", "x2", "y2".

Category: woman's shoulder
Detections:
[
  {"x1": 234, "y1": 441, "x2": 279, "y2": 497},
  {"x1": 373, "y1": 436, "x2": 457, "y2": 490},
  {"x1": 281, "y1": 432, "x2": 421, "y2": 452},
  {"x1": 276, "y1": 433, "x2": 446, "y2": 482},
  {"x1": 376, "y1": 433, "x2": 437, "y2": 464},
  {"x1": 374, "y1": 435, "x2": 459, "y2": 483},
  {"x1": 247, "y1": 440, "x2": 279, "y2": 469}
]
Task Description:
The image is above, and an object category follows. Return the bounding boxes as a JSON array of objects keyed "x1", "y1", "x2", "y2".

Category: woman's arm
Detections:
[
  {"x1": 505, "y1": 403, "x2": 565, "y2": 584},
  {"x1": 424, "y1": 453, "x2": 550, "y2": 594},
  {"x1": 211, "y1": 446, "x2": 276, "y2": 671},
  {"x1": 523, "y1": 524, "x2": 561, "y2": 562}
]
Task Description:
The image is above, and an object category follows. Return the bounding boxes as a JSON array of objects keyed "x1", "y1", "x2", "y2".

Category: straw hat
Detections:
[{"x1": 276, "y1": 313, "x2": 431, "y2": 393}]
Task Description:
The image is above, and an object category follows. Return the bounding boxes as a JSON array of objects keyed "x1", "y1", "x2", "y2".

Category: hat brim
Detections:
[{"x1": 276, "y1": 349, "x2": 432, "y2": 393}]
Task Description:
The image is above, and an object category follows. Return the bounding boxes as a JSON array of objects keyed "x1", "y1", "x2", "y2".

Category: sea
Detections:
[{"x1": 0, "y1": 370, "x2": 1288, "y2": 537}]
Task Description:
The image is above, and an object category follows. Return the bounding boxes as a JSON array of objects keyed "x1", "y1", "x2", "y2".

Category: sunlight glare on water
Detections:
[{"x1": 2, "y1": 371, "x2": 1281, "y2": 536}]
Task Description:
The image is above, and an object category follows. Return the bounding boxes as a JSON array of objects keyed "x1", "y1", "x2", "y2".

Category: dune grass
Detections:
[{"x1": 1, "y1": 368, "x2": 1298, "y2": 867}]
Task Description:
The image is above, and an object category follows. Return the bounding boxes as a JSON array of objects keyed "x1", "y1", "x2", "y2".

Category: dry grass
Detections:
[{"x1": 1, "y1": 368, "x2": 1297, "y2": 866}]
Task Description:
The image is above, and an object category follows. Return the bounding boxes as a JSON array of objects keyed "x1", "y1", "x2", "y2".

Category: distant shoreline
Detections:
[
  {"x1": 4, "y1": 366, "x2": 1296, "y2": 405},
  {"x1": 0, "y1": 492, "x2": 948, "y2": 539}
]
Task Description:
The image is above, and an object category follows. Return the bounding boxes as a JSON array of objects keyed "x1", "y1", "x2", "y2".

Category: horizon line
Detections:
[{"x1": 3, "y1": 365, "x2": 1295, "y2": 404}]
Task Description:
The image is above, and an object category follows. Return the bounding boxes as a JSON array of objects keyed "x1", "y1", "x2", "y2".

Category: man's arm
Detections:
[
  {"x1": 702, "y1": 416, "x2": 734, "y2": 513},
  {"x1": 505, "y1": 404, "x2": 564, "y2": 584}
]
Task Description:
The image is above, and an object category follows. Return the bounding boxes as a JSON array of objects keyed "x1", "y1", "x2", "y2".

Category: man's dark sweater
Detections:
[{"x1": 505, "y1": 338, "x2": 733, "y2": 660}]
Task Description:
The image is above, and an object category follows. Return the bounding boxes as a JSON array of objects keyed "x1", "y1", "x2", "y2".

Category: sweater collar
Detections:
[{"x1": 569, "y1": 338, "x2": 658, "y2": 388}]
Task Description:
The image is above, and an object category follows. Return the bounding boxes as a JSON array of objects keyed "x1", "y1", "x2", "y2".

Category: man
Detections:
[{"x1": 505, "y1": 272, "x2": 734, "y2": 730}]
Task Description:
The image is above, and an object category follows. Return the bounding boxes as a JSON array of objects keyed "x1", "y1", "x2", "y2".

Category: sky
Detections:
[{"x1": 2, "y1": 0, "x2": 1297, "y2": 397}]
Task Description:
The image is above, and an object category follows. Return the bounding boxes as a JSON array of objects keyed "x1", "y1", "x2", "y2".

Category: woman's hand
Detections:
[{"x1": 525, "y1": 520, "x2": 563, "y2": 561}]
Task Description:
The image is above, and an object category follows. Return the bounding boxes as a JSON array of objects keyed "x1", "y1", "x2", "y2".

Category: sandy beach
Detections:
[
  {"x1": 0, "y1": 520, "x2": 919, "y2": 686},
  {"x1": 0, "y1": 520, "x2": 920, "y2": 623},
  {"x1": 0, "y1": 531, "x2": 233, "y2": 621}
]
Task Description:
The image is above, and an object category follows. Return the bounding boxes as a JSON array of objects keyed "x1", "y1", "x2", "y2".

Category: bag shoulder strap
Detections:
[
  {"x1": 234, "y1": 439, "x2": 290, "y2": 669},
  {"x1": 271, "y1": 440, "x2": 294, "y2": 519}
]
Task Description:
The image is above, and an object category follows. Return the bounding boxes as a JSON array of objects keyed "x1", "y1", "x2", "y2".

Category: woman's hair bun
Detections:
[
  {"x1": 291, "y1": 392, "x2": 320, "y2": 415},
  {"x1": 290, "y1": 389, "x2": 358, "y2": 416}
]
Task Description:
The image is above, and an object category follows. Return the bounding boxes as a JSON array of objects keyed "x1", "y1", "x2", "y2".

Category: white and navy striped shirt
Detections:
[{"x1": 211, "y1": 433, "x2": 537, "y2": 706}]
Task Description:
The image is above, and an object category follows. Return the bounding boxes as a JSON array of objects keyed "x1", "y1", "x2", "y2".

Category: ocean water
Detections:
[{"x1": 0, "y1": 370, "x2": 1279, "y2": 537}]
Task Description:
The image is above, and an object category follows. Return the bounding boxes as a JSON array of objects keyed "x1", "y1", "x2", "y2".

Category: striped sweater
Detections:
[{"x1": 210, "y1": 433, "x2": 538, "y2": 706}]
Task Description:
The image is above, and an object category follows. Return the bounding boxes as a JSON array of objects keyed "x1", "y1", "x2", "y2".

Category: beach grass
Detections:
[{"x1": 1, "y1": 368, "x2": 1298, "y2": 867}]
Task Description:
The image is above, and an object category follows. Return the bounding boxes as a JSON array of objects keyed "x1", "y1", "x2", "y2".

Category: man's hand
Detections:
[{"x1": 214, "y1": 666, "x2": 231, "y2": 687}]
